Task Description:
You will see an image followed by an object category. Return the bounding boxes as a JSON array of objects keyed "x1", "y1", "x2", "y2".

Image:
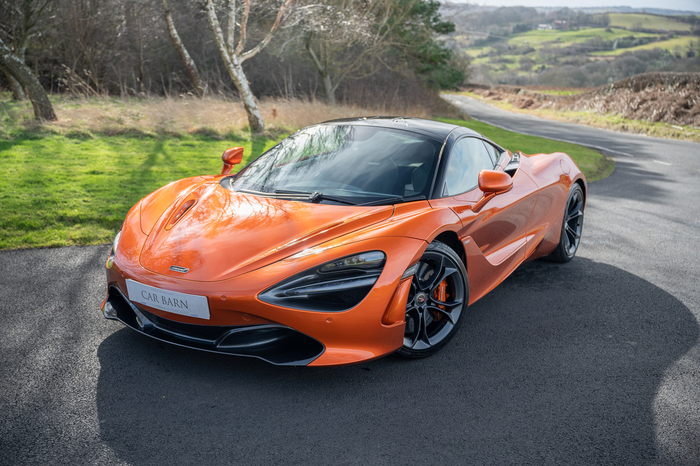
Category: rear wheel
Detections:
[
  {"x1": 397, "y1": 241, "x2": 468, "y2": 359},
  {"x1": 548, "y1": 183, "x2": 584, "y2": 263}
]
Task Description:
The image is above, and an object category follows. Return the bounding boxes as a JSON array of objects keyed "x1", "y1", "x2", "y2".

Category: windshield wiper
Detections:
[
  {"x1": 358, "y1": 195, "x2": 426, "y2": 206},
  {"x1": 273, "y1": 189, "x2": 359, "y2": 205},
  {"x1": 237, "y1": 188, "x2": 279, "y2": 197},
  {"x1": 244, "y1": 188, "x2": 425, "y2": 206}
]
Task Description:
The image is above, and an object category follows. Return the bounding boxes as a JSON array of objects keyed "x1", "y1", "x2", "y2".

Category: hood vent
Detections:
[{"x1": 165, "y1": 199, "x2": 196, "y2": 231}]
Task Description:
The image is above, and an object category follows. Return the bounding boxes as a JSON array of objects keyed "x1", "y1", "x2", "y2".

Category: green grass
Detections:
[
  {"x1": 438, "y1": 118, "x2": 614, "y2": 183},
  {"x1": 606, "y1": 13, "x2": 692, "y2": 32},
  {"x1": 0, "y1": 133, "x2": 284, "y2": 249},
  {"x1": 0, "y1": 119, "x2": 614, "y2": 250}
]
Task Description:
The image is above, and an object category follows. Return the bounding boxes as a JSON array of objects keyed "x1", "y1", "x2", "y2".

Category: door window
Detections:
[
  {"x1": 482, "y1": 141, "x2": 502, "y2": 167},
  {"x1": 442, "y1": 137, "x2": 496, "y2": 196}
]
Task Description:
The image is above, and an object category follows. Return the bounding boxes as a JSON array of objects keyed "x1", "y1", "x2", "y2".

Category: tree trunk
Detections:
[
  {"x1": 321, "y1": 73, "x2": 335, "y2": 105},
  {"x1": 204, "y1": 0, "x2": 264, "y2": 131},
  {"x1": 1, "y1": 66, "x2": 27, "y2": 100},
  {"x1": 0, "y1": 38, "x2": 56, "y2": 121},
  {"x1": 162, "y1": 0, "x2": 206, "y2": 97},
  {"x1": 226, "y1": 56, "x2": 264, "y2": 131},
  {"x1": 305, "y1": 38, "x2": 336, "y2": 105}
]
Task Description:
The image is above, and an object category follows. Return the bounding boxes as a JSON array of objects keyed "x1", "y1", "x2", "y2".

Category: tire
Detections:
[
  {"x1": 547, "y1": 183, "x2": 585, "y2": 263},
  {"x1": 397, "y1": 240, "x2": 469, "y2": 359}
]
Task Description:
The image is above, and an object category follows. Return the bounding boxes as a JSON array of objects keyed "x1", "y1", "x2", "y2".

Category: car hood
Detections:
[{"x1": 139, "y1": 182, "x2": 394, "y2": 281}]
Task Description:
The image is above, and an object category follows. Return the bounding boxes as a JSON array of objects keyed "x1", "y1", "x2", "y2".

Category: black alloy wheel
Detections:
[
  {"x1": 397, "y1": 240, "x2": 468, "y2": 358},
  {"x1": 548, "y1": 183, "x2": 585, "y2": 263}
]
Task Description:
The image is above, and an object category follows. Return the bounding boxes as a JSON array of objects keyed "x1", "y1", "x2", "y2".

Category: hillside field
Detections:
[
  {"x1": 593, "y1": 35, "x2": 696, "y2": 56},
  {"x1": 605, "y1": 13, "x2": 692, "y2": 32}
]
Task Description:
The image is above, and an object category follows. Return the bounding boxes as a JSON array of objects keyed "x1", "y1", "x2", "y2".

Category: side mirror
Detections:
[
  {"x1": 221, "y1": 147, "x2": 244, "y2": 175},
  {"x1": 478, "y1": 170, "x2": 513, "y2": 194}
]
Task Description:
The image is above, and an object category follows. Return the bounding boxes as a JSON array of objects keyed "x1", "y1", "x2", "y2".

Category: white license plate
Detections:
[{"x1": 126, "y1": 279, "x2": 210, "y2": 320}]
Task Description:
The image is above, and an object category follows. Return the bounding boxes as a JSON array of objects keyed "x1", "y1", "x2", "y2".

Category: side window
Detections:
[
  {"x1": 482, "y1": 141, "x2": 502, "y2": 167},
  {"x1": 442, "y1": 137, "x2": 495, "y2": 196}
]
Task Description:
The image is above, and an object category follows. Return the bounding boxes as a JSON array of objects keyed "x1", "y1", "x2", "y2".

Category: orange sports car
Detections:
[{"x1": 101, "y1": 117, "x2": 586, "y2": 366}]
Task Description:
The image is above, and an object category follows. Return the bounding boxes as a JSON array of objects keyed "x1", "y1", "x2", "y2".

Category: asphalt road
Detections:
[{"x1": 2, "y1": 97, "x2": 700, "y2": 465}]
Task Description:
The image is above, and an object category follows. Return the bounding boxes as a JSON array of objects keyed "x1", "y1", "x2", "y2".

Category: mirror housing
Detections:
[
  {"x1": 221, "y1": 147, "x2": 244, "y2": 175},
  {"x1": 478, "y1": 170, "x2": 513, "y2": 194}
]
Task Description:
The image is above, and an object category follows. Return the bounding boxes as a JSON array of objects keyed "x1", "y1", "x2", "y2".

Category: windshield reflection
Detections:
[{"x1": 230, "y1": 125, "x2": 440, "y2": 204}]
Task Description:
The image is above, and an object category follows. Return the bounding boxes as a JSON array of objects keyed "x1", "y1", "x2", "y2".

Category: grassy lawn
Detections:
[
  {"x1": 606, "y1": 13, "x2": 692, "y2": 32},
  {"x1": 0, "y1": 116, "x2": 613, "y2": 250},
  {"x1": 438, "y1": 118, "x2": 614, "y2": 183},
  {"x1": 0, "y1": 133, "x2": 284, "y2": 249}
]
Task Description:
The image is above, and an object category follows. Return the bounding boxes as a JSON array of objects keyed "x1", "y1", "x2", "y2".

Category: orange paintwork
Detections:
[
  {"x1": 104, "y1": 144, "x2": 585, "y2": 366},
  {"x1": 478, "y1": 169, "x2": 513, "y2": 193},
  {"x1": 221, "y1": 147, "x2": 244, "y2": 175}
]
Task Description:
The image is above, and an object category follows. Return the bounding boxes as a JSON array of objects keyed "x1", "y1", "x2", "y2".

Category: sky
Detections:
[{"x1": 446, "y1": 0, "x2": 700, "y2": 13}]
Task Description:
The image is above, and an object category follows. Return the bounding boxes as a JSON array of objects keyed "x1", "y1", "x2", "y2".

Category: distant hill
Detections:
[
  {"x1": 440, "y1": 4, "x2": 700, "y2": 87},
  {"x1": 551, "y1": 7, "x2": 700, "y2": 16},
  {"x1": 440, "y1": 4, "x2": 700, "y2": 16}
]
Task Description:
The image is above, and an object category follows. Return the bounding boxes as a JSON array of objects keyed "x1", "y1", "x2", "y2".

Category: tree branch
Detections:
[
  {"x1": 234, "y1": 0, "x2": 250, "y2": 55},
  {"x1": 240, "y1": 0, "x2": 294, "y2": 62},
  {"x1": 305, "y1": 34, "x2": 325, "y2": 75},
  {"x1": 203, "y1": 0, "x2": 233, "y2": 65},
  {"x1": 227, "y1": 0, "x2": 236, "y2": 53}
]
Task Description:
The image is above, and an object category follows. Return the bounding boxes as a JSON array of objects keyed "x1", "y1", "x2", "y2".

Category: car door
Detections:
[{"x1": 430, "y1": 137, "x2": 539, "y2": 302}]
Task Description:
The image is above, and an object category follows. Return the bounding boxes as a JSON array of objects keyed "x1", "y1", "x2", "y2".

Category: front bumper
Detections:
[
  {"x1": 104, "y1": 234, "x2": 425, "y2": 366},
  {"x1": 102, "y1": 285, "x2": 324, "y2": 366}
]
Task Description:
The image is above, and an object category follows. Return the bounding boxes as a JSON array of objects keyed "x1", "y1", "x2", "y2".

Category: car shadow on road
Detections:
[{"x1": 95, "y1": 258, "x2": 697, "y2": 465}]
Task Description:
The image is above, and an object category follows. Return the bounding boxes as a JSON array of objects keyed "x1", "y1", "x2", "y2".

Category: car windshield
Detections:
[{"x1": 229, "y1": 124, "x2": 441, "y2": 205}]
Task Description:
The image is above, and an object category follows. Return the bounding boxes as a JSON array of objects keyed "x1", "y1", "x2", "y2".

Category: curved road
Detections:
[{"x1": 2, "y1": 97, "x2": 700, "y2": 465}]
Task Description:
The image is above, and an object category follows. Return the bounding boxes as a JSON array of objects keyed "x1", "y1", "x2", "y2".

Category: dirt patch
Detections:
[{"x1": 463, "y1": 72, "x2": 700, "y2": 128}]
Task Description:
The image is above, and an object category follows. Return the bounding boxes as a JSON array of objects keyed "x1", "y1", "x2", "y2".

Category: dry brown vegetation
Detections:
[
  {"x1": 463, "y1": 72, "x2": 700, "y2": 128},
  {"x1": 3, "y1": 95, "x2": 452, "y2": 138}
]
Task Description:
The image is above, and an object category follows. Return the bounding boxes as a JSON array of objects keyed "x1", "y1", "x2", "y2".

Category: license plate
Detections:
[{"x1": 126, "y1": 279, "x2": 210, "y2": 320}]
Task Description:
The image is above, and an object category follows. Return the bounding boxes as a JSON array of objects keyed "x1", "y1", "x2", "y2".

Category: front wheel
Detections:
[
  {"x1": 547, "y1": 183, "x2": 585, "y2": 263},
  {"x1": 397, "y1": 241, "x2": 468, "y2": 359}
]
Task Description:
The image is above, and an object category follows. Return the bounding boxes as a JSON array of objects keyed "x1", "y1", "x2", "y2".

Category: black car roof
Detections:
[{"x1": 319, "y1": 116, "x2": 481, "y2": 141}]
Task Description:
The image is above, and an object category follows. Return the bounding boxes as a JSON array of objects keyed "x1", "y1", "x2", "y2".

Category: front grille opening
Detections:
[{"x1": 106, "y1": 285, "x2": 324, "y2": 365}]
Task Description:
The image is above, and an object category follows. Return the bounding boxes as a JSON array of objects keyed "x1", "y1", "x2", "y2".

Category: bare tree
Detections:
[
  {"x1": 297, "y1": 0, "x2": 414, "y2": 105},
  {"x1": 203, "y1": 0, "x2": 293, "y2": 131},
  {"x1": 0, "y1": 36, "x2": 55, "y2": 119},
  {"x1": 0, "y1": 0, "x2": 54, "y2": 100},
  {"x1": 296, "y1": 0, "x2": 461, "y2": 103},
  {"x1": 161, "y1": 0, "x2": 205, "y2": 96}
]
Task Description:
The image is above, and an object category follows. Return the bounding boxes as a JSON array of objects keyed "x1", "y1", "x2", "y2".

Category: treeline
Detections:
[
  {"x1": 441, "y1": 4, "x2": 614, "y2": 38},
  {"x1": 0, "y1": 0, "x2": 467, "y2": 128}
]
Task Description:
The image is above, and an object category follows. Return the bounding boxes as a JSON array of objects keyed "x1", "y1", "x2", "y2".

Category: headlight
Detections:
[
  {"x1": 106, "y1": 230, "x2": 122, "y2": 268},
  {"x1": 259, "y1": 251, "x2": 386, "y2": 312},
  {"x1": 319, "y1": 251, "x2": 385, "y2": 272}
]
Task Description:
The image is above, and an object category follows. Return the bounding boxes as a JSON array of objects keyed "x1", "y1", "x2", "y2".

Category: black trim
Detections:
[
  {"x1": 104, "y1": 285, "x2": 324, "y2": 366},
  {"x1": 259, "y1": 251, "x2": 385, "y2": 312}
]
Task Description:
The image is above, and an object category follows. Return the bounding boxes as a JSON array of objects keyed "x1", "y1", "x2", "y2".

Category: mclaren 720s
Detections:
[{"x1": 101, "y1": 117, "x2": 586, "y2": 366}]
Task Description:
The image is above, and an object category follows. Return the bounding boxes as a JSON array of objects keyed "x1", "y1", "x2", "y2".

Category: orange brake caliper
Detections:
[{"x1": 433, "y1": 280, "x2": 448, "y2": 320}]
